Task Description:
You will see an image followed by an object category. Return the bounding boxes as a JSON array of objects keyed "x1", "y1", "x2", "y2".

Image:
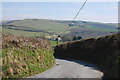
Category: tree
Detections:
[
  {"x1": 78, "y1": 36, "x2": 82, "y2": 40},
  {"x1": 73, "y1": 36, "x2": 77, "y2": 41}
]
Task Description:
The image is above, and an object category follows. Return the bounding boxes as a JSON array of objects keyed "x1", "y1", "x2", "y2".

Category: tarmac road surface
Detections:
[{"x1": 30, "y1": 59, "x2": 103, "y2": 78}]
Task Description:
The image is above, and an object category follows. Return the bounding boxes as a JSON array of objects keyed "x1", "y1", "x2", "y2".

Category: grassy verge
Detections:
[{"x1": 2, "y1": 34, "x2": 55, "y2": 78}]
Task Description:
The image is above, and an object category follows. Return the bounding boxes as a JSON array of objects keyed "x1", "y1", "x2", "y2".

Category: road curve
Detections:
[{"x1": 30, "y1": 59, "x2": 103, "y2": 78}]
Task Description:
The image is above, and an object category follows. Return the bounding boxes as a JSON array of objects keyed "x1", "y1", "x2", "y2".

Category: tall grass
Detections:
[{"x1": 2, "y1": 34, "x2": 55, "y2": 78}]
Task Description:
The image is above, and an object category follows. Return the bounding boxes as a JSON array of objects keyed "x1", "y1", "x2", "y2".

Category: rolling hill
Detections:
[{"x1": 2, "y1": 19, "x2": 118, "y2": 39}]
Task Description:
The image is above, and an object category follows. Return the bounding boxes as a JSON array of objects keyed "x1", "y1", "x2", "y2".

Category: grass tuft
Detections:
[{"x1": 2, "y1": 34, "x2": 56, "y2": 78}]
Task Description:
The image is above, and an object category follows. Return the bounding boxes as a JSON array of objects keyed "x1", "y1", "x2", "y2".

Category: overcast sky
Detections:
[{"x1": 2, "y1": 2, "x2": 118, "y2": 23}]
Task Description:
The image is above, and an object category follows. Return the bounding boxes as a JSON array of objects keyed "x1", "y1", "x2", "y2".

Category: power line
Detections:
[
  {"x1": 73, "y1": 0, "x2": 87, "y2": 20},
  {"x1": 56, "y1": 0, "x2": 88, "y2": 44},
  {"x1": 66, "y1": 0, "x2": 88, "y2": 31}
]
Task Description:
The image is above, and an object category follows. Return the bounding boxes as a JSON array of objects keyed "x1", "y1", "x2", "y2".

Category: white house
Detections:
[{"x1": 54, "y1": 36, "x2": 62, "y2": 41}]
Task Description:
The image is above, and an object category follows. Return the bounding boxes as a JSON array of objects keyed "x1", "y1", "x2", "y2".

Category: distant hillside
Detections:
[
  {"x1": 69, "y1": 28, "x2": 114, "y2": 38},
  {"x1": 54, "y1": 33, "x2": 120, "y2": 78},
  {"x1": 2, "y1": 34, "x2": 55, "y2": 78},
  {"x1": 2, "y1": 19, "x2": 68, "y2": 35},
  {"x1": 2, "y1": 19, "x2": 118, "y2": 39}
]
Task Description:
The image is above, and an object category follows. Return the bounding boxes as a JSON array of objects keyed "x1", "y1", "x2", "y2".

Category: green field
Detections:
[
  {"x1": 2, "y1": 28, "x2": 50, "y2": 37},
  {"x1": 50, "y1": 40, "x2": 63, "y2": 47},
  {"x1": 5, "y1": 19, "x2": 69, "y2": 34}
]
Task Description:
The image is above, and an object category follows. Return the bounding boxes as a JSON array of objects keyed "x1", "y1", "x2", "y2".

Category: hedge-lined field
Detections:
[
  {"x1": 2, "y1": 34, "x2": 55, "y2": 78},
  {"x1": 54, "y1": 33, "x2": 120, "y2": 78}
]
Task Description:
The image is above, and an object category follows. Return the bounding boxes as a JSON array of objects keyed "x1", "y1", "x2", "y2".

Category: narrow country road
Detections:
[{"x1": 30, "y1": 59, "x2": 103, "y2": 78}]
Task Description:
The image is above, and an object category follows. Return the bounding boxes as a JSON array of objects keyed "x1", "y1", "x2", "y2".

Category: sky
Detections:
[
  {"x1": 1, "y1": 0, "x2": 119, "y2": 2},
  {"x1": 2, "y1": 2, "x2": 118, "y2": 23}
]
